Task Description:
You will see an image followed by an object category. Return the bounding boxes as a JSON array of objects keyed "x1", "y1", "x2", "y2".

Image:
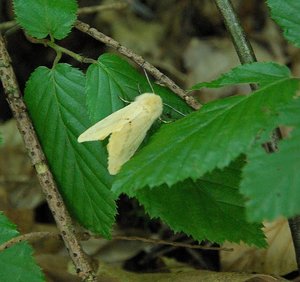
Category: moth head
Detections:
[{"x1": 135, "y1": 93, "x2": 163, "y2": 110}]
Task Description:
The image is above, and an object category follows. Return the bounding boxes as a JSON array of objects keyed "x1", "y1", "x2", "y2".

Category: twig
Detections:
[
  {"x1": 0, "y1": 34, "x2": 96, "y2": 282},
  {"x1": 25, "y1": 35, "x2": 96, "y2": 64},
  {"x1": 0, "y1": 232, "x2": 60, "y2": 252},
  {"x1": 78, "y1": 2, "x2": 128, "y2": 15},
  {"x1": 75, "y1": 20, "x2": 201, "y2": 110},
  {"x1": 214, "y1": 0, "x2": 300, "y2": 272},
  {"x1": 81, "y1": 232, "x2": 233, "y2": 252},
  {"x1": 0, "y1": 21, "x2": 16, "y2": 31},
  {"x1": 112, "y1": 235, "x2": 233, "y2": 252},
  {"x1": 0, "y1": 2, "x2": 128, "y2": 31}
]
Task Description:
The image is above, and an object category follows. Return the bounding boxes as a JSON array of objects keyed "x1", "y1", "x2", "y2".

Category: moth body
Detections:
[{"x1": 78, "y1": 93, "x2": 163, "y2": 175}]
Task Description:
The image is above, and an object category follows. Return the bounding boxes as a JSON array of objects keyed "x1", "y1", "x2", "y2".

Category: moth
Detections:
[{"x1": 78, "y1": 93, "x2": 163, "y2": 175}]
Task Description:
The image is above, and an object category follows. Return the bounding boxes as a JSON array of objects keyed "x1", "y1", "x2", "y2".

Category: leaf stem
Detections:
[
  {"x1": 0, "y1": 34, "x2": 96, "y2": 282},
  {"x1": 25, "y1": 35, "x2": 97, "y2": 64}
]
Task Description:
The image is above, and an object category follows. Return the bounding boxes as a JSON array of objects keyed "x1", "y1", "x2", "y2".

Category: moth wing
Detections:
[
  {"x1": 78, "y1": 103, "x2": 144, "y2": 142},
  {"x1": 107, "y1": 111, "x2": 157, "y2": 175}
]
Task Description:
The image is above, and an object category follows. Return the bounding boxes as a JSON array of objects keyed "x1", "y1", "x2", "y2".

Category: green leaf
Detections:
[
  {"x1": 86, "y1": 53, "x2": 192, "y2": 123},
  {"x1": 190, "y1": 62, "x2": 291, "y2": 90},
  {"x1": 0, "y1": 212, "x2": 45, "y2": 282},
  {"x1": 0, "y1": 133, "x2": 2, "y2": 145},
  {"x1": 241, "y1": 98, "x2": 300, "y2": 221},
  {"x1": 14, "y1": 0, "x2": 77, "y2": 40},
  {"x1": 135, "y1": 159, "x2": 266, "y2": 247},
  {"x1": 113, "y1": 78, "x2": 299, "y2": 195},
  {"x1": 0, "y1": 212, "x2": 19, "y2": 244},
  {"x1": 267, "y1": 0, "x2": 300, "y2": 47},
  {"x1": 24, "y1": 64, "x2": 116, "y2": 237}
]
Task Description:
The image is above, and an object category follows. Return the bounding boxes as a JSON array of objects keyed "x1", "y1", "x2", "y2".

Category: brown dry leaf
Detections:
[
  {"x1": 0, "y1": 119, "x2": 44, "y2": 209},
  {"x1": 221, "y1": 217, "x2": 297, "y2": 275}
]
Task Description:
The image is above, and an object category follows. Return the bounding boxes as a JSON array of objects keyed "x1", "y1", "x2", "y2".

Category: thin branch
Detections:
[
  {"x1": 112, "y1": 235, "x2": 233, "y2": 252},
  {"x1": 75, "y1": 20, "x2": 201, "y2": 110},
  {"x1": 25, "y1": 35, "x2": 96, "y2": 64},
  {"x1": 0, "y1": 232, "x2": 60, "y2": 252},
  {"x1": 78, "y1": 2, "x2": 128, "y2": 15},
  {"x1": 0, "y1": 34, "x2": 96, "y2": 282},
  {"x1": 0, "y1": 2, "x2": 128, "y2": 31},
  {"x1": 0, "y1": 231, "x2": 233, "y2": 253},
  {"x1": 214, "y1": 0, "x2": 300, "y2": 272}
]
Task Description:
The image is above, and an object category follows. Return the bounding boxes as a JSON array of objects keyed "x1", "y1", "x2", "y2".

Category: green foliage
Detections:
[
  {"x1": 135, "y1": 158, "x2": 266, "y2": 246},
  {"x1": 86, "y1": 54, "x2": 193, "y2": 123},
  {"x1": 113, "y1": 78, "x2": 299, "y2": 194},
  {"x1": 14, "y1": 0, "x2": 77, "y2": 40},
  {"x1": 267, "y1": 0, "x2": 300, "y2": 47},
  {"x1": 241, "y1": 98, "x2": 300, "y2": 222},
  {"x1": 24, "y1": 64, "x2": 116, "y2": 238},
  {"x1": 190, "y1": 62, "x2": 291, "y2": 90},
  {"x1": 0, "y1": 133, "x2": 2, "y2": 145},
  {"x1": 0, "y1": 212, "x2": 45, "y2": 282}
]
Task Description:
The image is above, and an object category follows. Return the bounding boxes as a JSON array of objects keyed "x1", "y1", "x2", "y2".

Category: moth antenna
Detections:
[
  {"x1": 163, "y1": 103, "x2": 186, "y2": 117},
  {"x1": 137, "y1": 83, "x2": 142, "y2": 95},
  {"x1": 118, "y1": 95, "x2": 131, "y2": 104},
  {"x1": 143, "y1": 68, "x2": 155, "y2": 93}
]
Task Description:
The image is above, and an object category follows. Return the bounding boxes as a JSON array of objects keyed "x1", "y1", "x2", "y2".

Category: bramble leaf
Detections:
[
  {"x1": 241, "y1": 98, "x2": 300, "y2": 221},
  {"x1": 190, "y1": 62, "x2": 291, "y2": 90},
  {"x1": 267, "y1": 0, "x2": 300, "y2": 47},
  {"x1": 14, "y1": 0, "x2": 77, "y2": 40},
  {"x1": 113, "y1": 78, "x2": 299, "y2": 194},
  {"x1": 0, "y1": 212, "x2": 45, "y2": 282},
  {"x1": 135, "y1": 158, "x2": 266, "y2": 247},
  {"x1": 25, "y1": 64, "x2": 116, "y2": 237}
]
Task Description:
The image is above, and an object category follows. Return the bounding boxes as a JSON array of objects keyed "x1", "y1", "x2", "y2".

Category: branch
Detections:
[
  {"x1": 75, "y1": 20, "x2": 201, "y2": 110},
  {"x1": 0, "y1": 231, "x2": 233, "y2": 253},
  {"x1": 0, "y1": 34, "x2": 96, "y2": 282},
  {"x1": 0, "y1": 232, "x2": 60, "y2": 252}
]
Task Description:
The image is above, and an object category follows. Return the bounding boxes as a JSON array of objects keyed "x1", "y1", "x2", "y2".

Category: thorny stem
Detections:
[
  {"x1": 0, "y1": 34, "x2": 96, "y2": 282},
  {"x1": 214, "y1": 0, "x2": 300, "y2": 272}
]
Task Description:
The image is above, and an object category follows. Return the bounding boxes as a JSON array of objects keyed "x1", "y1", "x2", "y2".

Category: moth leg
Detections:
[
  {"x1": 118, "y1": 95, "x2": 131, "y2": 104},
  {"x1": 159, "y1": 117, "x2": 173, "y2": 124}
]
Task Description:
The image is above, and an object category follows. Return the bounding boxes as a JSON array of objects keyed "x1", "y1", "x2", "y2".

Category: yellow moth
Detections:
[{"x1": 78, "y1": 93, "x2": 163, "y2": 175}]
